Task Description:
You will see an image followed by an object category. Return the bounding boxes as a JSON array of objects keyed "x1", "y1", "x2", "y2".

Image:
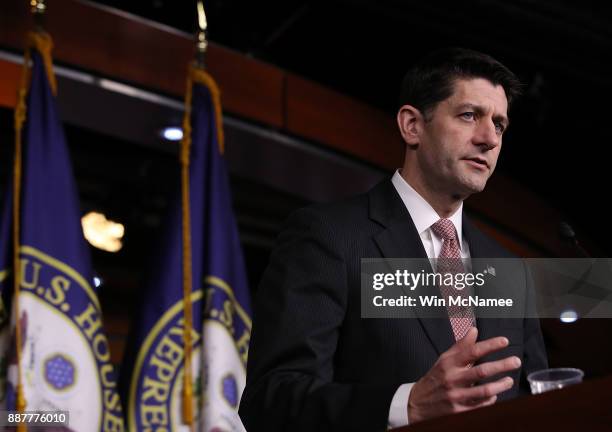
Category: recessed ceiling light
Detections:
[
  {"x1": 160, "y1": 127, "x2": 183, "y2": 141},
  {"x1": 560, "y1": 309, "x2": 578, "y2": 323}
]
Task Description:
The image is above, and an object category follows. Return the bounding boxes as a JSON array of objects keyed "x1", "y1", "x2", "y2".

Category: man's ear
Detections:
[{"x1": 397, "y1": 104, "x2": 422, "y2": 147}]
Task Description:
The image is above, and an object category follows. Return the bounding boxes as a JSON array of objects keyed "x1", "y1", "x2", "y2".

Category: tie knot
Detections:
[{"x1": 431, "y1": 218, "x2": 458, "y2": 242}]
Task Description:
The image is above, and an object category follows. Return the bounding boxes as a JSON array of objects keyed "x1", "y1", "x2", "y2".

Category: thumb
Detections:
[
  {"x1": 458, "y1": 326, "x2": 478, "y2": 347},
  {"x1": 446, "y1": 327, "x2": 477, "y2": 357}
]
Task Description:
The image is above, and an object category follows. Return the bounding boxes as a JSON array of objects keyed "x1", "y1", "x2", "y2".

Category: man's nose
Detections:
[{"x1": 473, "y1": 120, "x2": 500, "y2": 150}]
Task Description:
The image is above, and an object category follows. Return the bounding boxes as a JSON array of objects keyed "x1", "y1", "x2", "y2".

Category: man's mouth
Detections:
[{"x1": 463, "y1": 157, "x2": 489, "y2": 170}]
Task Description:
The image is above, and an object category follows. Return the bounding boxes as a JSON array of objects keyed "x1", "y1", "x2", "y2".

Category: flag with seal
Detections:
[
  {"x1": 121, "y1": 64, "x2": 251, "y2": 431},
  {"x1": 0, "y1": 32, "x2": 124, "y2": 431}
]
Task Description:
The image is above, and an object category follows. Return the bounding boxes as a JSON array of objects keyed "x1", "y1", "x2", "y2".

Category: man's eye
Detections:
[
  {"x1": 460, "y1": 112, "x2": 475, "y2": 120},
  {"x1": 494, "y1": 122, "x2": 506, "y2": 134}
]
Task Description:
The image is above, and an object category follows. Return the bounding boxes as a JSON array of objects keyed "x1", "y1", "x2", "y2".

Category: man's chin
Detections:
[
  {"x1": 456, "y1": 178, "x2": 488, "y2": 196},
  {"x1": 443, "y1": 173, "x2": 490, "y2": 198}
]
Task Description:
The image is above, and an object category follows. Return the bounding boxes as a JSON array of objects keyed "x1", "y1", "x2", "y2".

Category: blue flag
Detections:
[
  {"x1": 122, "y1": 68, "x2": 252, "y2": 431},
  {"x1": 0, "y1": 47, "x2": 124, "y2": 430}
]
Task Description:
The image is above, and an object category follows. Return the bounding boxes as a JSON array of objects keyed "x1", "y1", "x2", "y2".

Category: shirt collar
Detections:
[{"x1": 391, "y1": 170, "x2": 464, "y2": 248}]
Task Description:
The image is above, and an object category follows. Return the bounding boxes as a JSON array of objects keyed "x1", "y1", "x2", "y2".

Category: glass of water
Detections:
[{"x1": 527, "y1": 368, "x2": 584, "y2": 394}]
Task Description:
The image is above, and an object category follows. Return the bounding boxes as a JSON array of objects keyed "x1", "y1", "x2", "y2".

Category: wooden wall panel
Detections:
[
  {"x1": 285, "y1": 73, "x2": 404, "y2": 169},
  {"x1": 0, "y1": 0, "x2": 285, "y2": 128},
  {"x1": 207, "y1": 47, "x2": 285, "y2": 128},
  {"x1": 0, "y1": 60, "x2": 20, "y2": 108}
]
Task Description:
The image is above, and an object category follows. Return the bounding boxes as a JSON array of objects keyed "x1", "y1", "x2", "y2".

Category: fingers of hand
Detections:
[
  {"x1": 443, "y1": 328, "x2": 477, "y2": 359},
  {"x1": 455, "y1": 327, "x2": 478, "y2": 348},
  {"x1": 459, "y1": 356, "x2": 521, "y2": 384},
  {"x1": 456, "y1": 335, "x2": 510, "y2": 365},
  {"x1": 439, "y1": 328, "x2": 476, "y2": 363},
  {"x1": 450, "y1": 376, "x2": 514, "y2": 404},
  {"x1": 463, "y1": 395, "x2": 497, "y2": 408}
]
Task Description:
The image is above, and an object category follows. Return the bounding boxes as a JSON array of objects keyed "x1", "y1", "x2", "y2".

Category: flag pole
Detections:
[
  {"x1": 180, "y1": 75, "x2": 195, "y2": 427},
  {"x1": 12, "y1": 34, "x2": 28, "y2": 432},
  {"x1": 179, "y1": 1, "x2": 209, "y2": 427},
  {"x1": 12, "y1": 2, "x2": 49, "y2": 430},
  {"x1": 181, "y1": 3, "x2": 226, "y2": 427}
]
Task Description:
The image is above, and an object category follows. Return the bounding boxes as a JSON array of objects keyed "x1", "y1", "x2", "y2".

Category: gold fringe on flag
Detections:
[
  {"x1": 179, "y1": 63, "x2": 224, "y2": 427},
  {"x1": 12, "y1": 30, "x2": 57, "y2": 432}
]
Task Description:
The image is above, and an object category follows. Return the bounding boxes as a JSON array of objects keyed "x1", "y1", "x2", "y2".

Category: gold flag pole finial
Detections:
[
  {"x1": 30, "y1": 0, "x2": 46, "y2": 31},
  {"x1": 30, "y1": 0, "x2": 46, "y2": 14},
  {"x1": 185, "y1": 0, "x2": 224, "y2": 155},
  {"x1": 195, "y1": 0, "x2": 208, "y2": 69},
  {"x1": 25, "y1": 0, "x2": 57, "y2": 95}
]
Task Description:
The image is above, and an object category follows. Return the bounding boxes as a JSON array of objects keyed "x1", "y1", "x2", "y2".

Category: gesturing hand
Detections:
[{"x1": 408, "y1": 327, "x2": 521, "y2": 423}]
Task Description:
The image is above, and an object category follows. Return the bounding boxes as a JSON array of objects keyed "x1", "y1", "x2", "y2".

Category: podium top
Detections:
[{"x1": 393, "y1": 375, "x2": 612, "y2": 432}]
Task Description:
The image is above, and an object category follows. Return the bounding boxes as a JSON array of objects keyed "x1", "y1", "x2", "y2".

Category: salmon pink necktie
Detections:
[{"x1": 431, "y1": 218, "x2": 475, "y2": 341}]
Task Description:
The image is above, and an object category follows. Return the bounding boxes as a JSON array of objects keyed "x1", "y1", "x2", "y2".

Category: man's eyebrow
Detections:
[
  {"x1": 494, "y1": 114, "x2": 510, "y2": 128},
  {"x1": 456, "y1": 103, "x2": 510, "y2": 127}
]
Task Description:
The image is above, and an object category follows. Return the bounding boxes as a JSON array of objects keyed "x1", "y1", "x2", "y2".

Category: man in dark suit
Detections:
[{"x1": 239, "y1": 48, "x2": 548, "y2": 431}]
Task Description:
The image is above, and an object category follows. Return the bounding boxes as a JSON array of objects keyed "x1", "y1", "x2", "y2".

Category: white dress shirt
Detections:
[{"x1": 387, "y1": 170, "x2": 471, "y2": 428}]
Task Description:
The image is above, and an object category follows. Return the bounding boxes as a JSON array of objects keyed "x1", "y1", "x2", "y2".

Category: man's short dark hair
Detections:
[{"x1": 399, "y1": 47, "x2": 522, "y2": 119}]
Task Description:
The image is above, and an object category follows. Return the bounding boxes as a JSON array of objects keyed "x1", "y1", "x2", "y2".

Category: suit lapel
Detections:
[{"x1": 369, "y1": 180, "x2": 455, "y2": 356}]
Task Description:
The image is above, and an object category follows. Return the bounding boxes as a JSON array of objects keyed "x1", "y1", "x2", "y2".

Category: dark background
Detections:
[
  {"x1": 2, "y1": 0, "x2": 611, "y2": 374},
  {"x1": 90, "y1": 0, "x2": 612, "y2": 255}
]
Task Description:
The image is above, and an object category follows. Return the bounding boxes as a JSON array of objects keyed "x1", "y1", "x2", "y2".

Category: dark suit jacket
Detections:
[{"x1": 239, "y1": 179, "x2": 548, "y2": 431}]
